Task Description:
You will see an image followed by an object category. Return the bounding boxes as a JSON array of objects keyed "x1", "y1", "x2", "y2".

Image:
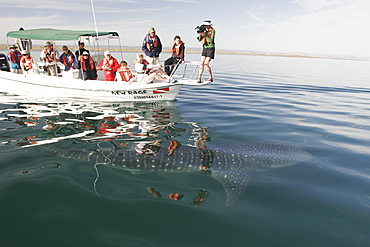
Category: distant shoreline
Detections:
[{"x1": 0, "y1": 44, "x2": 365, "y2": 61}]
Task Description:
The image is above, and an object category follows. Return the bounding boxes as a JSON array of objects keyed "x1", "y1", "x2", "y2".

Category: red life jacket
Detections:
[
  {"x1": 117, "y1": 68, "x2": 133, "y2": 82},
  {"x1": 20, "y1": 56, "x2": 33, "y2": 69},
  {"x1": 9, "y1": 50, "x2": 21, "y2": 63},
  {"x1": 100, "y1": 57, "x2": 119, "y2": 71},
  {"x1": 199, "y1": 27, "x2": 214, "y2": 44},
  {"x1": 170, "y1": 41, "x2": 184, "y2": 56},
  {"x1": 61, "y1": 51, "x2": 74, "y2": 66},
  {"x1": 80, "y1": 56, "x2": 95, "y2": 71},
  {"x1": 206, "y1": 27, "x2": 214, "y2": 38}
]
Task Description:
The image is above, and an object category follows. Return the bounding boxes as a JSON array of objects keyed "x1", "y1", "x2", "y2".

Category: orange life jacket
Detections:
[
  {"x1": 80, "y1": 56, "x2": 95, "y2": 71},
  {"x1": 170, "y1": 41, "x2": 184, "y2": 56},
  {"x1": 167, "y1": 140, "x2": 178, "y2": 156},
  {"x1": 146, "y1": 35, "x2": 159, "y2": 50},
  {"x1": 43, "y1": 48, "x2": 56, "y2": 63},
  {"x1": 168, "y1": 193, "x2": 184, "y2": 200},
  {"x1": 9, "y1": 50, "x2": 21, "y2": 63},
  {"x1": 20, "y1": 56, "x2": 33, "y2": 69},
  {"x1": 117, "y1": 68, "x2": 133, "y2": 82}
]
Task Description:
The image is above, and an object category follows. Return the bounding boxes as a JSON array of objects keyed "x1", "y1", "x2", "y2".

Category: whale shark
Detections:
[{"x1": 51, "y1": 140, "x2": 312, "y2": 206}]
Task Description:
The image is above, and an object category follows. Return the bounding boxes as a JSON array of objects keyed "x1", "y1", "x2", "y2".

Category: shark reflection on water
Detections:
[{"x1": 52, "y1": 140, "x2": 312, "y2": 206}]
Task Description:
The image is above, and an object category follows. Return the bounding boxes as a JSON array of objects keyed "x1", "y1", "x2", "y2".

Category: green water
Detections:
[{"x1": 1, "y1": 54, "x2": 370, "y2": 246}]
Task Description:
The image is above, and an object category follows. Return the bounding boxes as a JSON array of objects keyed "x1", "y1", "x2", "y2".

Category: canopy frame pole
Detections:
[
  {"x1": 118, "y1": 37, "x2": 124, "y2": 61},
  {"x1": 90, "y1": 0, "x2": 100, "y2": 56},
  {"x1": 90, "y1": 0, "x2": 99, "y2": 38}
]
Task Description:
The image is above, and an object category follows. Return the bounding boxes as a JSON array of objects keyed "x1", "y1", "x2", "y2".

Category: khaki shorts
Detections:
[{"x1": 146, "y1": 56, "x2": 159, "y2": 65}]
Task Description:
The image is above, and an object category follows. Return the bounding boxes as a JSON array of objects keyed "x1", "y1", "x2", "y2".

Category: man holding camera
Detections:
[
  {"x1": 197, "y1": 19, "x2": 215, "y2": 83},
  {"x1": 142, "y1": 27, "x2": 162, "y2": 65}
]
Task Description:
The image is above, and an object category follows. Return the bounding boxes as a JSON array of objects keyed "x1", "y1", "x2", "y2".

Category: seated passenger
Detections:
[
  {"x1": 76, "y1": 51, "x2": 97, "y2": 80},
  {"x1": 164, "y1": 35, "x2": 185, "y2": 76},
  {"x1": 134, "y1": 53, "x2": 150, "y2": 74},
  {"x1": 59, "y1": 46, "x2": 76, "y2": 71},
  {"x1": 134, "y1": 53, "x2": 170, "y2": 84},
  {"x1": 20, "y1": 51, "x2": 38, "y2": 74},
  {"x1": 115, "y1": 60, "x2": 135, "y2": 84},
  {"x1": 98, "y1": 51, "x2": 120, "y2": 81}
]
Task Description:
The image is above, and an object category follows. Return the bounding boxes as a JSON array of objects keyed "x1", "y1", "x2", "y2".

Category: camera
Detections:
[{"x1": 195, "y1": 25, "x2": 206, "y2": 33}]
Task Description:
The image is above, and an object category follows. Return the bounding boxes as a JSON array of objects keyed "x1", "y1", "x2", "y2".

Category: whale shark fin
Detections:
[{"x1": 211, "y1": 168, "x2": 254, "y2": 206}]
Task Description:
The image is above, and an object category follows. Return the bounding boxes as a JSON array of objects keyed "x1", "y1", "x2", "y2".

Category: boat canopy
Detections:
[{"x1": 6, "y1": 28, "x2": 119, "y2": 41}]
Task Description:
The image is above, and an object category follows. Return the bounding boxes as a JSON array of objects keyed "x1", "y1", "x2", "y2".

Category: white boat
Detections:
[{"x1": 0, "y1": 28, "x2": 210, "y2": 102}]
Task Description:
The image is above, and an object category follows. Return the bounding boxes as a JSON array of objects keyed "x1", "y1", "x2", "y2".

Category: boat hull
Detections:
[{"x1": 0, "y1": 71, "x2": 184, "y2": 102}]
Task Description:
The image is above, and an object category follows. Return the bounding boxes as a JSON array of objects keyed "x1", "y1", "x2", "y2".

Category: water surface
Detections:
[{"x1": 1, "y1": 53, "x2": 370, "y2": 247}]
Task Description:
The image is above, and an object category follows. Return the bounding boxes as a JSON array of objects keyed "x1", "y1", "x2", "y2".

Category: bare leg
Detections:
[
  {"x1": 203, "y1": 57, "x2": 213, "y2": 80},
  {"x1": 198, "y1": 56, "x2": 207, "y2": 81},
  {"x1": 199, "y1": 56, "x2": 213, "y2": 82}
]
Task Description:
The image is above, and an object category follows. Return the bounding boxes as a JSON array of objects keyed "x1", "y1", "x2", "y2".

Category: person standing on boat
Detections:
[
  {"x1": 98, "y1": 51, "x2": 120, "y2": 81},
  {"x1": 142, "y1": 27, "x2": 162, "y2": 65},
  {"x1": 164, "y1": 35, "x2": 185, "y2": 76},
  {"x1": 77, "y1": 51, "x2": 97, "y2": 80},
  {"x1": 40, "y1": 41, "x2": 59, "y2": 76},
  {"x1": 59, "y1": 46, "x2": 76, "y2": 71},
  {"x1": 75, "y1": 41, "x2": 89, "y2": 79},
  {"x1": 7, "y1": 44, "x2": 22, "y2": 74},
  {"x1": 75, "y1": 41, "x2": 89, "y2": 59},
  {"x1": 14, "y1": 27, "x2": 32, "y2": 54},
  {"x1": 197, "y1": 19, "x2": 215, "y2": 83}
]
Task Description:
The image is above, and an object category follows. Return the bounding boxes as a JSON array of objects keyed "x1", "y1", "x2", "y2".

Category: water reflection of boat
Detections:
[
  {"x1": 0, "y1": 101, "x2": 205, "y2": 149},
  {"x1": 0, "y1": 28, "x2": 211, "y2": 102}
]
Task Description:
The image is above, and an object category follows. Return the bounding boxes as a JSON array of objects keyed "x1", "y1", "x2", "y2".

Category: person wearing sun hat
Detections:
[
  {"x1": 77, "y1": 51, "x2": 97, "y2": 80},
  {"x1": 97, "y1": 50, "x2": 120, "y2": 81},
  {"x1": 20, "y1": 50, "x2": 37, "y2": 74},
  {"x1": 142, "y1": 27, "x2": 162, "y2": 65},
  {"x1": 59, "y1": 45, "x2": 76, "y2": 71},
  {"x1": 40, "y1": 41, "x2": 60, "y2": 76},
  {"x1": 197, "y1": 19, "x2": 215, "y2": 83},
  {"x1": 7, "y1": 44, "x2": 22, "y2": 74},
  {"x1": 75, "y1": 41, "x2": 90, "y2": 79}
]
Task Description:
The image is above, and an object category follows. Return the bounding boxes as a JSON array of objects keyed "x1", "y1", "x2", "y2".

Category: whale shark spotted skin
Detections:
[{"x1": 53, "y1": 141, "x2": 312, "y2": 206}]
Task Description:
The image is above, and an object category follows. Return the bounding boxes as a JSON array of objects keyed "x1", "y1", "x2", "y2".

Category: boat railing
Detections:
[{"x1": 169, "y1": 61, "x2": 201, "y2": 81}]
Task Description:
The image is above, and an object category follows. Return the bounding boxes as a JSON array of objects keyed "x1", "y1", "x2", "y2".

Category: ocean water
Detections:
[{"x1": 1, "y1": 52, "x2": 370, "y2": 247}]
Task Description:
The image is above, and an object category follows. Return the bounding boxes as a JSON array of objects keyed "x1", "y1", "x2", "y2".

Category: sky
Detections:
[{"x1": 0, "y1": 0, "x2": 369, "y2": 57}]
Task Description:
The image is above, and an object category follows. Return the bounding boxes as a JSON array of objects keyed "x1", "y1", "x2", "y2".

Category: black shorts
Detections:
[{"x1": 202, "y1": 47, "x2": 215, "y2": 59}]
